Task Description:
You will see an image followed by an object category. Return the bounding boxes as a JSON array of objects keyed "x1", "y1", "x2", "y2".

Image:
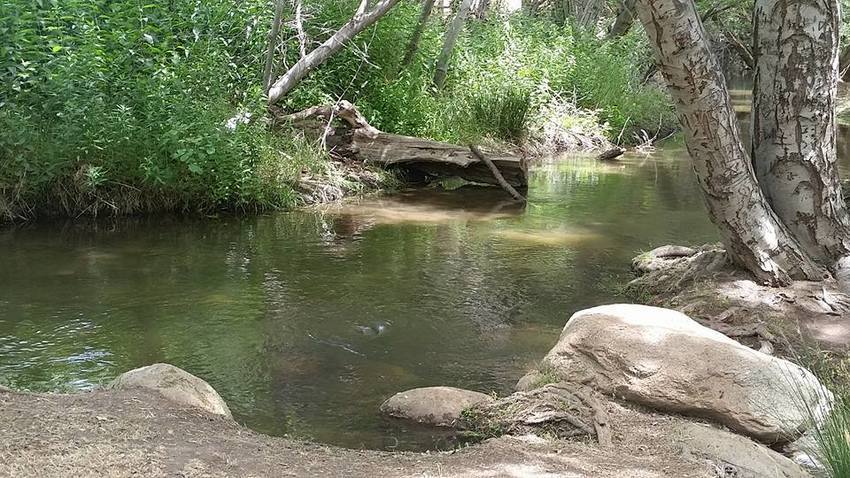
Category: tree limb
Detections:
[{"x1": 267, "y1": 0, "x2": 402, "y2": 105}]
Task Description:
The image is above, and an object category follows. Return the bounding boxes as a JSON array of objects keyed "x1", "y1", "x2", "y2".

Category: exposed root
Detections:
[
  {"x1": 627, "y1": 244, "x2": 850, "y2": 353},
  {"x1": 460, "y1": 382, "x2": 606, "y2": 443}
]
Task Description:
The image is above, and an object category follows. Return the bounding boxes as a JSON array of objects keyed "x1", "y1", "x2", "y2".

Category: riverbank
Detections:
[
  {"x1": 3, "y1": 302, "x2": 830, "y2": 477},
  {"x1": 0, "y1": 373, "x2": 796, "y2": 478},
  {"x1": 0, "y1": 388, "x2": 667, "y2": 477}
]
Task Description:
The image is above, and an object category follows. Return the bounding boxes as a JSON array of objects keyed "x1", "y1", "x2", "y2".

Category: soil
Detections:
[
  {"x1": 626, "y1": 244, "x2": 850, "y2": 354},
  {"x1": 0, "y1": 386, "x2": 726, "y2": 478}
]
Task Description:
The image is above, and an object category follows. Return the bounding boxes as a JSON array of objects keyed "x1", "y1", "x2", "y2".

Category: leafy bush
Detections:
[
  {"x1": 1, "y1": 0, "x2": 673, "y2": 219},
  {"x1": 0, "y1": 0, "x2": 316, "y2": 219}
]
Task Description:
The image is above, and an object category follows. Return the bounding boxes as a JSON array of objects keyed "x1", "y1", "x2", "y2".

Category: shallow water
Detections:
[{"x1": 0, "y1": 148, "x2": 728, "y2": 450}]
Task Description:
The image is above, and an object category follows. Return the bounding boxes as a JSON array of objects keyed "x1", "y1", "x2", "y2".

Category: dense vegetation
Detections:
[{"x1": 1, "y1": 0, "x2": 673, "y2": 220}]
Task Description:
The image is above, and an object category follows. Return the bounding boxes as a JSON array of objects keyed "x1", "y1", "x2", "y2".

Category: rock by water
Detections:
[
  {"x1": 380, "y1": 386, "x2": 494, "y2": 427},
  {"x1": 109, "y1": 363, "x2": 232, "y2": 418},
  {"x1": 539, "y1": 304, "x2": 832, "y2": 444}
]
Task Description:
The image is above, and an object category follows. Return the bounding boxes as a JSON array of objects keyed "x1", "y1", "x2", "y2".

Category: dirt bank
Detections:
[
  {"x1": 626, "y1": 245, "x2": 850, "y2": 353},
  {"x1": 0, "y1": 386, "x2": 739, "y2": 478}
]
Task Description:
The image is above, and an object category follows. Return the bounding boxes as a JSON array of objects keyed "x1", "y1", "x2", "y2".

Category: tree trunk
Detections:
[
  {"x1": 293, "y1": 0, "x2": 308, "y2": 58},
  {"x1": 752, "y1": 0, "x2": 850, "y2": 281},
  {"x1": 400, "y1": 0, "x2": 436, "y2": 68},
  {"x1": 634, "y1": 0, "x2": 826, "y2": 285},
  {"x1": 433, "y1": 0, "x2": 475, "y2": 89},
  {"x1": 267, "y1": 0, "x2": 402, "y2": 105},
  {"x1": 606, "y1": 0, "x2": 636, "y2": 39},
  {"x1": 839, "y1": 44, "x2": 850, "y2": 80},
  {"x1": 262, "y1": 0, "x2": 286, "y2": 91}
]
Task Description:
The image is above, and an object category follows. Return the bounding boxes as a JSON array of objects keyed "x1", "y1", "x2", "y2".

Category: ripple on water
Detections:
[{"x1": 0, "y1": 150, "x2": 722, "y2": 449}]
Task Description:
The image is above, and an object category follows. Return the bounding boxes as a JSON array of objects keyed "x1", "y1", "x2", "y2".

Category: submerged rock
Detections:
[
  {"x1": 380, "y1": 386, "x2": 493, "y2": 427},
  {"x1": 540, "y1": 304, "x2": 831, "y2": 444},
  {"x1": 108, "y1": 363, "x2": 232, "y2": 418}
]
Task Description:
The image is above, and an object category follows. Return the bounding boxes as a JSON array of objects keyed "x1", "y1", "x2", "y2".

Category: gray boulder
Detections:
[
  {"x1": 380, "y1": 386, "x2": 494, "y2": 427},
  {"x1": 109, "y1": 363, "x2": 232, "y2": 418},
  {"x1": 671, "y1": 421, "x2": 809, "y2": 478},
  {"x1": 541, "y1": 304, "x2": 831, "y2": 443}
]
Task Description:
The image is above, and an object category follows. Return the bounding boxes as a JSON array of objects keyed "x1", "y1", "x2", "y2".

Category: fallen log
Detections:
[
  {"x1": 273, "y1": 101, "x2": 528, "y2": 188},
  {"x1": 597, "y1": 146, "x2": 626, "y2": 161}
]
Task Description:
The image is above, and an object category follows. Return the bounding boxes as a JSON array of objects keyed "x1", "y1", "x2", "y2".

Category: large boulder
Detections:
[
  {"x1": 380, "y1": 386, "x2": 494, "y2": 427},
  {"x1": 540, "y1": 304, "x2": 831, "y2": 443},
  {"x1": 109, "y1": 363, "x2": 232, "y2": 418}
]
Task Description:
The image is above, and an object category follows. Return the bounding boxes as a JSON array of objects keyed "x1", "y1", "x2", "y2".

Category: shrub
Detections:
[{"x1": 470, "y1": 86, "x2": 533, "y2": 143}]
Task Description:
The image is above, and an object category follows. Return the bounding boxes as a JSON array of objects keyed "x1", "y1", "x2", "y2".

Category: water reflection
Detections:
[{"x1": 0, "y1": 150, "x2": 719, "y2": 450}]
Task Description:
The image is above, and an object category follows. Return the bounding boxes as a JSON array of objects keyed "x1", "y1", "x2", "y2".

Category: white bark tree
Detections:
[
  {"x1": 752, "y1": 0, "x2": 850, "y2": 283},
  {"x1": 267, "y1": 0, "x2": 402, "y2": 105},
  {"x1": 293, "y1": 0, "x2": 309, "y2": 58},
  {"x1": 433, "y1": 0, "x2": 475, "y2": 89},
  {"x1": 262, "y1": 0, "x2": 286, "y2": 91},
  {"x1": 634, "y1": 0, "x2": 828, "y2": 285}
]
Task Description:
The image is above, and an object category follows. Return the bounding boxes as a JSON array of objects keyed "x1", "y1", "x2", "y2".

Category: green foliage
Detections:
[
  {"x1": 278, "y1": 8, "x2": 672, "y2": 144},
  {"x1": 459, "y1": 406, "x2": 507, "y2": 442},
  {"x1": 525, "y1": 367, "x2": 562, "y2": 390},
  {"x1": 2, "y1": 0, "x2": 673, "y2": 219},
  {"x1": 0, "y1": 0, "x2": 320, "y2": 219},
  {"x1": 815, "y1": 391, "x2": 850, "y2": 477},
  {"x1": 791, "y1": 348, "x2": 850, "y2": 477},
  {"x1": 470, "y1": 86, "x2": 532, "y2": 143}
]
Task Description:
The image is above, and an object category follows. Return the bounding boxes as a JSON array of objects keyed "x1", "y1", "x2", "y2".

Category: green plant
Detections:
[
  {"x1": 789, "y1": 347, "x2": 850, "y2": 477},
  {"x1": 470, "y1": 87, "x2": 532, "y2": 143}
]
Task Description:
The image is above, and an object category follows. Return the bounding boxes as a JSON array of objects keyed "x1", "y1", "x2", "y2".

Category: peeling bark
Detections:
[
  {"x1": 752, "y1": 0, "x2": 850, "y2": 280},
  {"x1": 634, "y1": 0, "x2": 826, "y2": 285}
]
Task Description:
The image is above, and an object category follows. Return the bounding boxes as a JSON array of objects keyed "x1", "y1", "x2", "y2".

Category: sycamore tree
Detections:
[{"x1": 635, "y1": 0, "x2": 850, "y2": 288}]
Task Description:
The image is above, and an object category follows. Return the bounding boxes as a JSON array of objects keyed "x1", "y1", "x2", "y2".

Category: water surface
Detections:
[{"x1": 0, "y1": 149, "x2": 720, "y2": 450}]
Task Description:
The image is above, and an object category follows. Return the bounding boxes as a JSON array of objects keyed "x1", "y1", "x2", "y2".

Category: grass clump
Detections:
[
  {"x1": 458, "y1": 405, "x2": 508, "y2": 443},
  {"x1": 791, "y1": 348, "x2": 850, "y2": 477},
  {"x1": 470, "y1": 87, "x2": 533, "y2": 144}
]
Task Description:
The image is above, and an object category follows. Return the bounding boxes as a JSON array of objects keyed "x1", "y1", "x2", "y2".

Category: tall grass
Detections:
[
  {"x1": 470, "y1": 87, "x2": 533, "y2": 143},
  {"x1": 790, "y1": 347, "x2": 850, "y2": 477}
]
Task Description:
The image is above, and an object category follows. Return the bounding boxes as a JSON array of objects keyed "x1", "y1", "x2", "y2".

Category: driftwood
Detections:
[
  {"x1": 274, "y1": 101, "x2": 528, "y2": 187},
  {"x1": 469, "y1": 145, "x2": 526, "y2": 202},
  {"x1": 597, "y1": 146, "x2": 626, "y2": 161}
]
